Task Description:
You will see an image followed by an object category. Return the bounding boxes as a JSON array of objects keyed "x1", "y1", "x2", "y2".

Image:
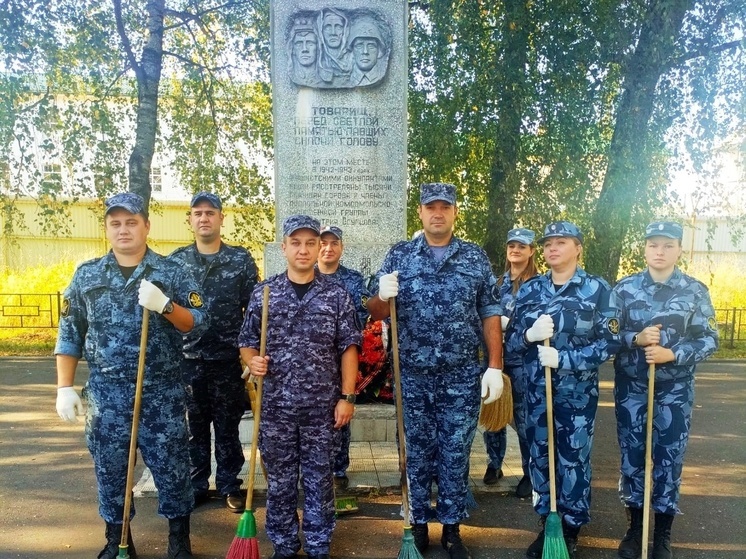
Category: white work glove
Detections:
[
  {"x1": 525, "y1": 314, "x2": 554, "y2": 343},
  {"x1": 56, "y1": 387, "x2": 84, "y2": 423},
  {"x1": 378, "y1": 271, "x2": 399, "y2": 302},
  {"x1": 481, "y1": 367, "x2": 504, "y2": 404},
  {"x1": 138, "y1": 279, "x2": 170, "y2": 313},
  {"x1": 537, "y1": 345, "x2": 559, "y2": 369},
  {"x1": 500, "y1": 315, "x2": 510, "y2": 330}
]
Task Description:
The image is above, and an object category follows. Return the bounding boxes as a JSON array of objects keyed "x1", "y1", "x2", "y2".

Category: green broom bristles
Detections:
[
  {"x1": 225, "y1": 510, "x2": 260, "y2": 559},
  {"x1": 542, "y1": 512, "x2": 569, "y2": 559},
  {"x1": 117, "y1": 545, "x2": 130, "y2": 558},
  {"x1": 398, "y1": 526, "x2": 425, "y2": 559}
]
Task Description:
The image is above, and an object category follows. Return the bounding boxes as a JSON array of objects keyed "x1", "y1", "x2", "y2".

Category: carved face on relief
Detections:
[
  {"x1": 352, "y1": 38, "x2": 381, "y2": 71},
  {"x1": 293, "y1": 31, "x2": 318, "y2": 67},
  {"x1": 322, "y1": 14, "x2": 345, "y2": 49}
]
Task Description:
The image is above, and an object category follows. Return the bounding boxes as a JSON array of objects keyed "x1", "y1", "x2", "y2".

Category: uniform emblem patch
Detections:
[
  {"x1": 607, "y1": 318, "x2": 620, "y2": 335},
  {"x1": 60, "y1": 298, "x2": 70, "y2": 318},
  {"x1": 707, "y1": 316, "x2": 717, "y2": 330},
  {"x1": 188, "y1": 292, "x2": 204, "y2": 308},
  {"x1": 361, "y1": 295, "x2": 369, "y2": 309}
]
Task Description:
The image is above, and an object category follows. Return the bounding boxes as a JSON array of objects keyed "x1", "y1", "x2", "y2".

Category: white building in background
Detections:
[{"x1": 682, "y1": 217, "x2": 746, "y2": 268}]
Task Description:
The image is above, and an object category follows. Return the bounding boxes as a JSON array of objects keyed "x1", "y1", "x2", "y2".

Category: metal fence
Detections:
[{"x1": 1, "y1": 293, "x2": 744, "y2": 348}]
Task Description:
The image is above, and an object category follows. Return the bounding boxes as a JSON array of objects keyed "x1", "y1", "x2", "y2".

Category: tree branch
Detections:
[
  {"x1": 112, "y1": 0, "x2": 144, "y2": 83},
  {"x1": 670, "y1": 38, "x2": 744, "y2": 69},
  {"x1": 163, "y1": 0, "x2": 254, "y2": 32}
]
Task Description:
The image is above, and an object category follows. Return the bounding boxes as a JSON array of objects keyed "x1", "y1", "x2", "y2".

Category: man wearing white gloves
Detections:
[
  {"x1": 54, "y1": 192, "x2": 207, "y2": 559},
  {"x1": 367, "y1": 182, "x2": 503, "y2": 559}
]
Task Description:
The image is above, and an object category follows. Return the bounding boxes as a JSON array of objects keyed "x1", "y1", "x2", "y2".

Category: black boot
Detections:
[
  {"x1": 98, "y1": 522, "x2": 137, "y2": 559},
  {"x1": 525, "y1": 516, "x2": 546, "y2": 559},
  {"x1": 441, "y1": 524, "x2": 471, "y2": 559},
  {"x1": 562, "y1": 519, "x2": 581, "y2": 559},
  {"x1": 411, "y1": 523, "x2": 429, "y2": 553},
  {"x1": 167, "y1": 516, "x2": 193, "y2": 558},
  {"x1": 652, "y1": 513, "x2": 674, "y2": 559},
  {"x1": 618, "y1": 507, "x2": 644, "y2": 559}
]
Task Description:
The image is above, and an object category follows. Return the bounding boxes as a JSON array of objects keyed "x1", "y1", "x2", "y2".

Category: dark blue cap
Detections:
[
  {"x1": 190, "y1": 191, "x2": 222, "y2": 211},
  {"x1": 283, "y1": 214, "x2": 321, "y2": 237},
  {"x1": 540, "y1": 221, "x2": 583, "y2": 245},
  {"x1": 420, "y1": 182, "x2": 456, "y2": 205},
  {"x1": 507, "y1": 228, "x2": 535, "y2": 245},
  {"x1": 104, "y1": 192, "x2": 146, "y2": 216},
  {"x1": 320, "y1": 225, "x2": 343, "y2": 240},
  {"x1": 645, "y1": 221, "x2": 683, "y2": 241}
]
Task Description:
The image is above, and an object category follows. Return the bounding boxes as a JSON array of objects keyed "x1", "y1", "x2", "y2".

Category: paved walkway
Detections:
[{"x1": 134, "y1": 412, "x2": 525, "y2": 496}]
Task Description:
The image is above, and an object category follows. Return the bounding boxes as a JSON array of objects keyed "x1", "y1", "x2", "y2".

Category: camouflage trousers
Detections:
[
  {"x1": 183, "y1": 358, "x2": 246, "y2": 495},
  {"x1": 332, "y1": 423, "x2": 351, "y2": 478},
  {"x1": 400, "y1": 364, "x2": 482, "y2": 525},
  {"x1": 483, "y1": 364, "x2": 531, "y2": 475},
  {"x1": 85, "y1": 375, "x2": 193, "y2": 523},
  {"x1": 614, "y1": 375, "x2": 694, "y2": 515},
  {"x1": 259, "y1": 405, "x2": 336, "y2": 556},
  {"x1": 525, "y1": 368, "x2": 599, "y2": 527}
]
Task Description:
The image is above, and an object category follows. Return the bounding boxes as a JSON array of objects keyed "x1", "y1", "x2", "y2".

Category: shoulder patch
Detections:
[
  {"x1": 707, "y1": 316, "x2": 717, "y2": 331},
  {"x1": 361, "y1": 295, "x2": 369, "y2": 309},
  {"x1": 60, "y1": 298, "x2": 71, "y2": 318},
  {"x1": 607, "y1": 318, "x2": 620, "y2": 335},
  {"x1": 188, "y1": 292, "x2": 204, "y2": 308}
]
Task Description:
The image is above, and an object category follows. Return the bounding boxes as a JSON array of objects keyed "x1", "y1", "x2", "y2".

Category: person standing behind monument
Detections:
[
  {"x1": 481, "y1": 228, "x2": 538, "y2": 500},
  {"x1": 504, "y1": 221, "x2": 621, "y2": 559},
  {"x1": 316, "y1": 225, "x2": 370, "y2": 490},
  {"x1": 367, "y1": 182, "x2": 504, "y2": 559},
  {"x1": 168, "y1": 192, "x2": 259, "y2": 513},
  {"x1": 612, "y1": 221, "x2": 718, "y2": 559},
  {"x1": 54, "y1": 192, "x2": 208, "y2": 559},
  {"x1": 239, "y1": 215, "x2": 361, "y2": 559}
]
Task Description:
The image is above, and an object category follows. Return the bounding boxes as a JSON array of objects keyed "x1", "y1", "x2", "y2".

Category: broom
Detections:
[
  {"x1": 389, "y1": 297, "x2": 424, "y2": 559},
  {"x1": 117, "y1": 311, "x2": 149, "y2": 559},
  {"x1": 478, "y1": 372, "x2": 513, "y2": 431},
  {"x1": 226, "y1": 285, "x2": 269, "y2": 559},
  {"x1": 641, "y1": 363, "x2": 656, "y2": 559},
  {"x1": 542, "y1": 338, "x2": 569, "y2": 559}
]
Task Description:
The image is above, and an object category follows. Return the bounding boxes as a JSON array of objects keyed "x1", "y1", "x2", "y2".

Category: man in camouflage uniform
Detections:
[
  {"x1": 239, "y1": 215, "x2": 360, "y2": 559},
  {"x1": 612, "y1": 221, "x2": 718, "y2": 559},
  {"x1": 368, "y1": 183, "x2": 504, "y2": 559},
  {"x1": 54, "y1": 192, "x2": 208, "y2": 559},
  {"x1": 168, "y1": 192, "x2": 258, "y2": 512},
  {"x1": 316, "y1": 224, "x2": 369, "y2": 489},
  {"x1": 504, "y1": 221, "x2": 621, "y2": 559}
]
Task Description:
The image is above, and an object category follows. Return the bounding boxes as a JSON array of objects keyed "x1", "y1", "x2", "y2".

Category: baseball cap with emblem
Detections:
[
  {"x1": 283, "y1": 214, "x2": 321, "y2": 237},
  {"x1": 420, "y1": 182, "x2": 456, "y2": 205},
  {"x1": 104, "y1": 192, "x2": 147, "y2": 217},
  {"x1": 645, "y1": 221, "x2": 683, "y2": 241},
  {"x1": 539, "y1": 221, "x2": 584, "y2": 245},
  {"x1": 507, "y1": 228, "x2": 535, "y2": 245},
  {"x1": 320, "y1": 225, "x2": 343, "y2": 240},
  {"x1": 190, "y1": 191, "x2": 222, "y2": 211}
]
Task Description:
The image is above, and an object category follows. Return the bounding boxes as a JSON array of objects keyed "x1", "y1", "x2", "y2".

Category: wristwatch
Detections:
[
  {"x1": 340, "y1": 393, "x2": 356, "y2": 404},
  {"x1": 163, "y1": 300, "x2": 175, "y2": 315},
  {"x1": 632, "y1": 334, "x2": 639, "y2": 346}
]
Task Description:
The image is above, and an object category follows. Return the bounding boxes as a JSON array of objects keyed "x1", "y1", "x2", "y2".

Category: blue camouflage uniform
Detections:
[
  {"x1": 55, "y1": 248, "x2": 208, "y2": 523},
  {"x1": 506, "y1": 264, "x2": 621, "y2": 528},
  {"x1": 317, "y1": 258, "x2": 370, "y2": 479},
  {"x1": 238, "y1": 270, "x2": 360, "y2": 557},
  {"x1": 613, "y1": 264, "x2": 718, "y2": 515},
  {"x1": 370, "y1": 233, "x2": 501, "y2": 525},
  {"x1": 168, "y1": 240, "x2": 258, "y2": 497}
]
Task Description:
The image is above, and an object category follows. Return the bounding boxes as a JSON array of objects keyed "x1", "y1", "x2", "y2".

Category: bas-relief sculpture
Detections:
[{"x1": 286, "y1": 8, "x2": 392, "y2": 89}]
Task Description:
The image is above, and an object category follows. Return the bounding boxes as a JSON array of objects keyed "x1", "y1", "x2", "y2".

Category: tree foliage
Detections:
[
  {"x1": 0, "y1": 0, "x2": 274, "y2": 247},
  {"x1": 408, "y1": 0, "x2": 745, "y2": 281}
]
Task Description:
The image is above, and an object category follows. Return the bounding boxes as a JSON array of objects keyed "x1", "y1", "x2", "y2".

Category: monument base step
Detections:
[{"x1": 350, "y1": 402, "x2": 397, "y2": 442}]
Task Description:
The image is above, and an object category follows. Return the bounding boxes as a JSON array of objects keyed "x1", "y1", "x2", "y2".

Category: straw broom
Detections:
[
  {"x1": 389, "y1": 297, "x2": 424, "y2": 559},
  {"x1": 117, "y1": 311, "x2": 149, "y2": 559},
  {"x1": 478, "y1": 373, "x2": 513, "y2": 432},
  {"x1": 542, "y1": 339, "x2": 569, "y2": 559},
  {"x1": 641, "y1": 363, "x2": 656, "y2": 559},
  {"x1": 226, "y1": 286, "x2": 269, "y2": 559}
]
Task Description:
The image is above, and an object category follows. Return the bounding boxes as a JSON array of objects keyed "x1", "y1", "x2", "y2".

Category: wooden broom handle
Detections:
[
  {"x1": 245, "y1": 285, "x2": 269, "y2": 511},
  {"x1": 641, "y1": 363, "x2": 655, "y2": 559},
  {"x1": 543, "y1": 338, "x2": 559, "y2": 513}
]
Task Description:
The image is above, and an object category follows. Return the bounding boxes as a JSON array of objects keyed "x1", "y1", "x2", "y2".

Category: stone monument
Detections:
[{"x1": 266, "y1": 0, "x2": 408, "y2": 277}]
